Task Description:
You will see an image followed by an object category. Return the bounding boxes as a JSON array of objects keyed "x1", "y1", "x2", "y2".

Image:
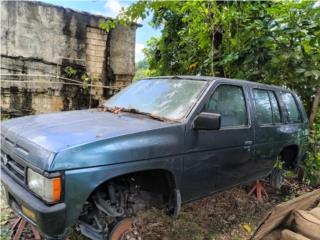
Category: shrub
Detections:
[{"x1": 303, "y1": 111, "x2": 320, "y2": 186}]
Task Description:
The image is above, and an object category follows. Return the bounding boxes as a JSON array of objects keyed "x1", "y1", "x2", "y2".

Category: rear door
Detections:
[
  {"x1": 251, "y1": 88, "x2": 283, "y2": 175},
  {"x1": 181, "y1": 82, "x2": 254, "y2": 201},
  {"x1": 277, "y1": 91, "x2": 307, "y2": 168}
]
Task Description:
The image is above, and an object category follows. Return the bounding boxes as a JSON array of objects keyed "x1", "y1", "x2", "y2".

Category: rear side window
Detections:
[
  {"x1": 204, "y1": 85, "x2": 248, "y2": 127},
  {"x1": 254, "y1": 89, "x2": 272, "y2": 124},
  {"x1": 281, "y1": 92, "x2": 302, "y2": 123},
  {"x1": 253, "y1": 89, "x2": 281, "y2": 124},
  {"x1": 269, "y1": 92, "x2": 281, "y2": 123}
]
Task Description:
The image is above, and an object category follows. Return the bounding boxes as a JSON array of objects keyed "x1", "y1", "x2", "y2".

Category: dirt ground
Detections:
[
  {"x1": 0, "y1": 178, "x2": 315, "y2": 240},
  {"x1": 138, "y1": 179, "x2": 315, "y2": 240}
]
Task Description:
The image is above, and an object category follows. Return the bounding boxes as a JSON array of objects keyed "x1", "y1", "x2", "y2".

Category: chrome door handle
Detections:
[{"x1": 244, "y1": 140, "x2": 253, "y2": 145}]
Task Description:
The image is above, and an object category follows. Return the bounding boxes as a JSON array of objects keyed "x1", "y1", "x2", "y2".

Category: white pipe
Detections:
[
  {"x1": 0, "y1": 74, "x2": 123, "y2": 90},
  {"x1": 0, "y1": 79, "x2": 121, "y2": 90}
]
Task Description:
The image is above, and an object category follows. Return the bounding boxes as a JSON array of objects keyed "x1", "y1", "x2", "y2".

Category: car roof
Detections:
[{"x1": 145, "y1": 75, "x2": 290, "y2": 92}]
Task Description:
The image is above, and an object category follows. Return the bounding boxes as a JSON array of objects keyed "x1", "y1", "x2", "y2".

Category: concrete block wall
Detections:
[{"x1": 0, "y1": 1, "x2": 138, "y2": 117}]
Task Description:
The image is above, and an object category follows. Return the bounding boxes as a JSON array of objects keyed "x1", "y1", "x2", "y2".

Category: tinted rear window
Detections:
[
  {"x1": 254, "y1": 89, "x2": 273, "y2": 124},
  {"x1": 281, "y1": 92, "x2": 302, "y2": 123},
  {"x1": 254, "y1": 89, "x2": 281, "y2": 124},
  {"x1": 269, "y1": 91, "x2": 281, "y2": 123}
]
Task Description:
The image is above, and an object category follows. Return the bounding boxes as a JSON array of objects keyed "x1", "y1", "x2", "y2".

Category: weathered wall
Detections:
[{"x1": 0, "y1": 1, "x2": 137, "y2": 116}]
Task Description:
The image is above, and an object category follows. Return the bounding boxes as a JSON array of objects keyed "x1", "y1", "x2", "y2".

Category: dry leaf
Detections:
[{"x1": 243, "y1": 223, "x2": 252, "y2": 233}]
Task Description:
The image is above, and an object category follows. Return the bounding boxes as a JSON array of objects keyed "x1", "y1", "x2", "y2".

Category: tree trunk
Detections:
[
  {"x1": 211, "y1": 32, "x2": 214, "y2": 76},
  {"x1": 309, "y1": 83, "x2": 320, "y2": 128},
  {"x1": 207, "y1": 2, "x2": 215, "y2": 76}
]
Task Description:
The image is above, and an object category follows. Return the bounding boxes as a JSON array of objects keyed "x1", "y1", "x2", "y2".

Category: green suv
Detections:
[{"x1": 1, "y1": 76, "x2": 308, "y2": 239}]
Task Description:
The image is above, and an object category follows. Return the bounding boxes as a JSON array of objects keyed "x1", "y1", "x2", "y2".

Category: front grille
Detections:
[{"x1": 1, "y1": 151, "x2": 26, "y2": 184}]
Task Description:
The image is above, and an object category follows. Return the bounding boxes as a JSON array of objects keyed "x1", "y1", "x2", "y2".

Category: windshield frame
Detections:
[{"x1": 104, "y1": 78, "x2": 212, "y2": 122}]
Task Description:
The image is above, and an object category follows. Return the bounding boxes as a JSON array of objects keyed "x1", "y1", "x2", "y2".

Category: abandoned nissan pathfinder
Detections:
[{"x1": 1, "y1": 76, "x2": 308, "y2": 239}]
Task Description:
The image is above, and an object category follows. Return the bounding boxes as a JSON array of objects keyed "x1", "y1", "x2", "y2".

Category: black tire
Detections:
[
  {"x1": 295, "y1": 165, "x2": 305, "y2": 182},
  {"x1": 270, "y1": 168, "x2": 284, "y2": 190}
]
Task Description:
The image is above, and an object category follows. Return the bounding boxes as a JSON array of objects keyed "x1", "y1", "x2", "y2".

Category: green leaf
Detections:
[
  {"x1": 296, "y1": 68, "x2": 306, "y2": 73},
  {"x1": 304, "y1": 71, "x2": 313, "y2": 77},
  {"x1": 311, "y1": 70, "x2": 320, "y2": 79}
]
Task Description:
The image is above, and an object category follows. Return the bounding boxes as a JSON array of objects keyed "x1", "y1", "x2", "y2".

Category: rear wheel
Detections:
[
  {"x1": 270, "y1": 154, "x2": 285, "y2": 190},
  {"x1": 270, "y1": 168, "x2": 284, "y2": 190},
  {"x1": 295, "y1": 165, "x2": 305, "y2": 181},
  {"x1": 270, "y1": 147, "x2": 301, "y2": 190}
]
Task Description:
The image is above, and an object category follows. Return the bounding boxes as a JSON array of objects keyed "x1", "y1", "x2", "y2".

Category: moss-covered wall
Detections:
[{"x1": 0, "y1": 1, "x2": 137, "y2": 117}]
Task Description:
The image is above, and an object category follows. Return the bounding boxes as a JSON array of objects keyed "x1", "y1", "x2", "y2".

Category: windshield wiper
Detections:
[
  {"x1": 99, "y1": 106, "x2": 169, "y2": 122},
  {"x1": 120, "y1": 108, "x2": 168, "y2": 122}
]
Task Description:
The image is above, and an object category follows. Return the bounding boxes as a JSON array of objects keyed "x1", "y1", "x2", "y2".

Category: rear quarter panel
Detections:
[{"x1": 274, "y1": 90, "x2": 308, "y2": 164}]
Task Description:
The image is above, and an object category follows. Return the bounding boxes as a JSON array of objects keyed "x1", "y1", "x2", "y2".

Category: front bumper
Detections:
[{"x1": 1, "y1": 169, "x2": 66, "y2": 237}]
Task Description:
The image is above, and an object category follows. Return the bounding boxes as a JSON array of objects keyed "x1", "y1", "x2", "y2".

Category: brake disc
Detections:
[{"x1": 109, "y1": 218, "x2": 142, "y2": 240}]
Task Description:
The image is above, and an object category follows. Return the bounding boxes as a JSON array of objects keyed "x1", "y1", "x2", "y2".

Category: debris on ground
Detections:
[
  {"x1": 138, "y1": 178, "x2": 317, "y2": 240},
  {"x1": 253, "y1": 189, "x2": 320, "y2": 240},
  {"x1": 0, "y1": 178, "x2": 317, "y2": 240}
]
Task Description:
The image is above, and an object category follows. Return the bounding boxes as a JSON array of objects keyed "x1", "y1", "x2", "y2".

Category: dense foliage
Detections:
[
  {"x1": 133, "y1": 59, "x2": 157, "y2": 81},
  {"x1": 304, "y1": 110, "x2": 320, "y2": 185},
  {"x1": 115, "y1": 1, "x2": 320, "y2": 122}
]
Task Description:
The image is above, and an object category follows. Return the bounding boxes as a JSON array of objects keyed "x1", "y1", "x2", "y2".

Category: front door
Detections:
[{"x1": 181, "y1": 83, "x2": 254, "y2": 202}]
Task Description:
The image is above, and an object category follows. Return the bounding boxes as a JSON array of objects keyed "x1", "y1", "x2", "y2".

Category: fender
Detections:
[{"x1": 63, "y1": 156, "x2": 183, "y2": 227}]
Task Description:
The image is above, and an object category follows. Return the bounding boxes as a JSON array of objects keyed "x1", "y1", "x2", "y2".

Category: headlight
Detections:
[{"x1": 27, "y1": 168, "x2": 61, "y2": 203}]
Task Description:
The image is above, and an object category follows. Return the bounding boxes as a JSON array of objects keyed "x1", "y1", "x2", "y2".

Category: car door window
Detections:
[
  {"x1": 254, "y1": 89, "x2": 282, "y2": 124},
  {"x1": 203, "y1": 85, "x2": 248, "y2": 127},
  {"x1": 282, "y1": 92, "x2": 302, "y2": 123},
  {"x1": 254, "y1": 89, "x2": 273, "y2": 124},
  {"x1": 269, "y1": 91, "x2": 281, "y2": 123}
]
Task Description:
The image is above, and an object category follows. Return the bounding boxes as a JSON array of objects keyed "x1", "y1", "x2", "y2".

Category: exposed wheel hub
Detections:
[{"x1": 109, "y1": 218, "x2": 142, "y2": 240}]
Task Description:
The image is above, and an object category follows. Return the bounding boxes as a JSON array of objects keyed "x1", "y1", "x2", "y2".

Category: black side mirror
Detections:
[{"x1": 193, "y1": 112, "x2": 221, "y2": 130}]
